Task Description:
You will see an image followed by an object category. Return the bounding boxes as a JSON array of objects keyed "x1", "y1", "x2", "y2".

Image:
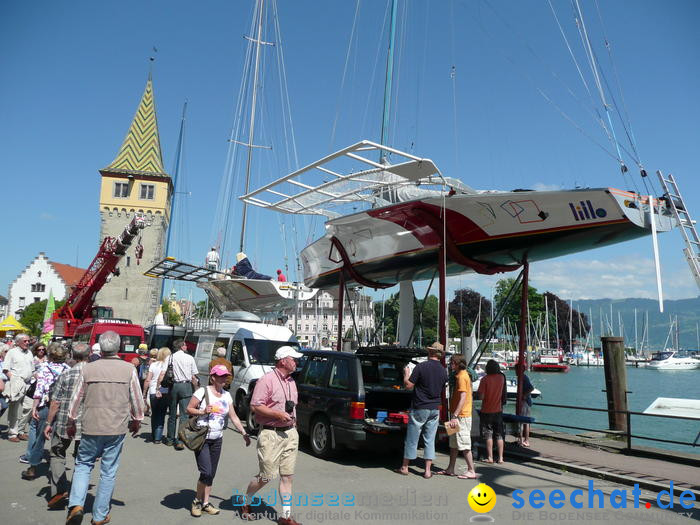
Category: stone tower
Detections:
[{"x1": 95, "y1": 75, "x2": 171, "y2": 326}]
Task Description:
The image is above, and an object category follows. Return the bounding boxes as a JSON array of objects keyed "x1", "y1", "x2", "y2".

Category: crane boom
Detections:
[{"x1": 53, "y1": 215, "x2": 146, "y2": 337}]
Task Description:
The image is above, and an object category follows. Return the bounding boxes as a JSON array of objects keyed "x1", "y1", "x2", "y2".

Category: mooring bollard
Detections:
[{"x1": 601, "y1": 336, "x2": 628, "y2": 433}]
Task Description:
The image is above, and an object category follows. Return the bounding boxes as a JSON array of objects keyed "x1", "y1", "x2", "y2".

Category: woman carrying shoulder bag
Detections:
[
  {"x1": 186, "y1": 365, "x2": 251, "y2": 517},
  {"x1": 143, "y1": 347, "x2": 171, "y2": 444}
]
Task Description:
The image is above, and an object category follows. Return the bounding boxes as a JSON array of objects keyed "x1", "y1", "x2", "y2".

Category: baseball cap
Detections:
[
  {"x1": 138, "y1": 343, "x2": 148, "y2": 350},
  {"x1": 275, "y1": 346, "x2": 303, "y2": 360},
  {"x1": 210, "y1": 364, "x2": 232, "y2": 376},
  {"x1": 91, "y1": 343, "x2": 101, "y2": 352}
]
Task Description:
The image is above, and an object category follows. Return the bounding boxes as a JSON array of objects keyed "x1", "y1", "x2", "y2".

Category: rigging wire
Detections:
[
  {"x1": 571, "y1": 0, "x2": 640, "y2": 194},
  {"x1": 449, "y1": 0, "x2": 461, "y2": 177}
]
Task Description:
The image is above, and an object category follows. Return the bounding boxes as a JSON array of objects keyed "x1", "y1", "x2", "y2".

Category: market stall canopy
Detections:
[{"x1": 0, "y1": 315, "x2": 28, "y2": 334}]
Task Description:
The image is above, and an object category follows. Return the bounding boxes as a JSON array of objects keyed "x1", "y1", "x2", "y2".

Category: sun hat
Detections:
[
  {"x1": 91, "y1": 343, "x2": 100, "y2": 352},
  {"x1": 210, "y1": 364, "x2": 232, "y2": 377},
  {"x1": 275, "y1": 346, "x2": 303, "y2": 360},
  {"x1": 427, "y1": 341, "x2": 444, "y2": 351}
]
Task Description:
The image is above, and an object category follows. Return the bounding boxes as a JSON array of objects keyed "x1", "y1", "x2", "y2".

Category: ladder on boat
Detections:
[{"x1": 657, "y1": 171, "x2": 700, "y2": 291}]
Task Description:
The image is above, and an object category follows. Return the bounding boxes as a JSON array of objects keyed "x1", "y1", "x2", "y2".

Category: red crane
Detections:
[{"x1": 53, "y1": 215, "x2": 146, "y2": 338}]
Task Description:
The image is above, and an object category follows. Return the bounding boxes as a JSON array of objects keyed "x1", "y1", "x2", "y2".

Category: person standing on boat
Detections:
[
  {"x1": 477, "y1": 359, "x2": 507, "y2": 464},
  {"x1": 437, "y1": 354, "x2": 476, "y2": 479},
  {"x1": 276, "y1": 269, "x2": 286, "y2": 282},
  {"x1": 396, "y1": 342, "x2": 448, "y2": 479},
  {"x1": 205, "y1": 246, "x2": 220, "y2": 271}
]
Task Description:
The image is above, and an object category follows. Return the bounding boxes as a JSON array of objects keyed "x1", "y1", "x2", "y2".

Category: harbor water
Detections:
[{"x1": 504, "y1": 366, "x2": 700, "y2": 455}]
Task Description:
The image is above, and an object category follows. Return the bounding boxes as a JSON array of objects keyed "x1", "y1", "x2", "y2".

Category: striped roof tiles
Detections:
[{"x1": 102, "y1": 77, "x2": 169, "y2": 178}]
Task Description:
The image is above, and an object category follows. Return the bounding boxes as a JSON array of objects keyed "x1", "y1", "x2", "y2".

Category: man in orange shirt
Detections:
[
  {"x1": 437, "y1": 355, "x2": 476, "y2": 479},
  {"x1": 477, "y1": 359, "x2": 507, "y2": 464}
]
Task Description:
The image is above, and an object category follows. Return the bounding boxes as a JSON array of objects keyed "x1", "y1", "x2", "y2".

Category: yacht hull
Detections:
[{"x1": 301, "y1": 187, "x2": 675, "y2": 289}]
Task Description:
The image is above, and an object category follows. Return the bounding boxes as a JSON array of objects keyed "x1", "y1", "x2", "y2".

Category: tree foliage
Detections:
[
  {"x1": 161, "y1": 300, "x2": 182, "y2": 326},
  {"x1": 492, "y1": 278, "x2": 590, "y2": 351},
  {"x1": 19, "y1": 299, "x2": 66, "y2": 336},
  {"x1": 449, "y1": 288, "x2": 492, "y2": 337}
]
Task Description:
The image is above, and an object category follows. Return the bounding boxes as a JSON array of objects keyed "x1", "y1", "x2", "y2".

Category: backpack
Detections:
[{"x1": 161, "y1": 356, "x2": 175, "y2": 389}]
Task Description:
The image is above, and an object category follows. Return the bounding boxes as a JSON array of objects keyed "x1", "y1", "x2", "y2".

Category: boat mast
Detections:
[
  {"x1": 160, "y1": 101, "x2": 188, "y2": 303},
  {"x1": 379, "y1": 0, "x2": 398, "y2": 164},
  {"x1": 239, "y1": 0, "x2": 266, "y2": 252}
]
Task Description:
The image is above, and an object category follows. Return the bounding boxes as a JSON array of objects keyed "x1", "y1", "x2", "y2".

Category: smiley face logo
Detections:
[{"x1": 468, "y1": 483, "x2": 496, "y2": 513}]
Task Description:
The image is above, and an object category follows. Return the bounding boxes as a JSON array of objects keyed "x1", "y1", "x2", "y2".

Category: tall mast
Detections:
[
  {"x1": 160, "y1": 101, "x2": 188, "y2": 303},
  {"x1": 379, "y1": 0, "x2": 398, "y2": 164},
  {"x1": 239, "y1": 0, "x2": 266, "y2": 252}
]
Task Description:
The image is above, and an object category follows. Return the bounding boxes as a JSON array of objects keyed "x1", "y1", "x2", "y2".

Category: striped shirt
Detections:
[{"x1": 52, "y1": 362, "x2": 85, "y2": 439}]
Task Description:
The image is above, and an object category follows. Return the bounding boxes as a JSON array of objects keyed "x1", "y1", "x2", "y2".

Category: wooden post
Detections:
[{"x1": 601, "y1": 336, "x2": 628, "y2": 432}]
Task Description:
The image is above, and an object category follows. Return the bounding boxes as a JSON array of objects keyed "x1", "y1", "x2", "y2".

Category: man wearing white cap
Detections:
[{"x1": 239, "y1": 345, "x2": 303, "y2": 525}]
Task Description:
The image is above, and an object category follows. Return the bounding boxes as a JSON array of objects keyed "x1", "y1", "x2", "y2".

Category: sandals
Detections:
[
  {"x1": 436, "y1": 470, "x2": 457, "y2": 477},
  {"x1": 394, "y1": 468, "x2": 409, "y2": 476}
]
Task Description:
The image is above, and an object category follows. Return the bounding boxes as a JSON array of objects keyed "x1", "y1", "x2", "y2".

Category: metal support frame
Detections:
[
  {"x1": 515, "y1": 261, "x2": 529, "y2": 417},
  {"x1": 467, "y1": 270, "x2": 525, "y2": 369},
  {"x1": 337, "y1": 271, "x2": 345, "y2": 351}
]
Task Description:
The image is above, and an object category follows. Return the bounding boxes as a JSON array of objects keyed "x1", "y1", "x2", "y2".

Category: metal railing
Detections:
[{"x1": 529, "y1": 401, "x2": 700, "y2": 452}]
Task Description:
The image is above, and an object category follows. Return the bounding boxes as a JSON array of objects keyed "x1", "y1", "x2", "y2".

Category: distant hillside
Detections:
[{"x1": 574, "y1": 297, "x2": 700, "y2": 351}]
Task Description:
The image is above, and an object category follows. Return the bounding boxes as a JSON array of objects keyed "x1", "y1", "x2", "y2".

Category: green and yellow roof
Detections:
[{"x1": 101, "y1": 75, "x2": 169, "y2": 178}]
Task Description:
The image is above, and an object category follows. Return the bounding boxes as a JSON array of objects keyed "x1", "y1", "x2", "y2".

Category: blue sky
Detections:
[{"x1": 2, "y1": 0, "x2": 699, "y2": 308}]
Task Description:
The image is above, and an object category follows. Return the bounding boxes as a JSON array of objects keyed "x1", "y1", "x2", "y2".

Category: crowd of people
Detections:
[
  {"x1": 0, "y1": 332, "x2": 306, "y2": 525},
  {"x1": 1, "y1": 331, "x2": 532, "y2": 525}
]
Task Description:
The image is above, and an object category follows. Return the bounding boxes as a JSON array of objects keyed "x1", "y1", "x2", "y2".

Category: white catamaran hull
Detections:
[
  {"x1": 199, "y1": 279, "x2": 318, "y2": 314},
  {"x1": 301, "y1": 188, "x2": 675, "y2": 289}
]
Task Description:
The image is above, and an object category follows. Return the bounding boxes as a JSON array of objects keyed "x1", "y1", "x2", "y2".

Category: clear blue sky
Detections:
[{"x1": 2, "y1": 0, "x2": 699, "y2": 308}]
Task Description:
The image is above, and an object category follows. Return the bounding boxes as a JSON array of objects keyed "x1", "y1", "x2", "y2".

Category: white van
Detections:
[{"x1": 186, "y1": 311, "x2": 298, "y2": 426}]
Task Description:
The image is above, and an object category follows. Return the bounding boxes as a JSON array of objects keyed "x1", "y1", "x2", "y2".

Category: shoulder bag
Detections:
[
  {"x1": 161, "y1": 356, "x2": 175, "y2": 389},
  {"x1": 178, "y1": 387, "x2": 211, "y2": 452}
]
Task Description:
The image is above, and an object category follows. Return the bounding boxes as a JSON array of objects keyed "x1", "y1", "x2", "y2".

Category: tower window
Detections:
[
  {"x1": 124, "y1": 288, "x2": 128, "y2": 300},
  {"x1": 126, "y1": 256, "x2": 130, "y2": 267},
  {"x1": 139, "y1": 184, "x2": 155, "y2": 200},
  {"x1": 114, "y1": 182, "x2": 129, "y2": 198}
]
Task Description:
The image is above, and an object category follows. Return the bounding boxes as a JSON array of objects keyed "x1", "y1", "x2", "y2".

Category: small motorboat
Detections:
[{"x1": 646, "y1": 351, "x2": 700, "y2": 370}]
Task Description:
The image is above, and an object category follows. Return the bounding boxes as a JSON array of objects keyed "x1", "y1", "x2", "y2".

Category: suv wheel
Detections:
[{"x1": 310, "y1": 416, "x2": 333, "y2": 457}]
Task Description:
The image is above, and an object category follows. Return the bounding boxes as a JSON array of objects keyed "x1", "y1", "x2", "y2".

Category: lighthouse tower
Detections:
[{"x1": 95, "y1": 75, "x2": 171, "y2": 326}]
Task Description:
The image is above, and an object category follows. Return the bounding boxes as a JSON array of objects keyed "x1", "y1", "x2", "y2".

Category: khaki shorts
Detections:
[
  {"x1": 448, "y1": 416, "x2": 472, "y2": 451},
  {"x1": 257, "y1": 427, "x2": 299, "y2": 479}
]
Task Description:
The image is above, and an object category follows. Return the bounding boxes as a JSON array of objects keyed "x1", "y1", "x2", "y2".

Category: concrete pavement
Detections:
[{"x1": 0, "y1": 422, "x2": 697, "y2": 525}]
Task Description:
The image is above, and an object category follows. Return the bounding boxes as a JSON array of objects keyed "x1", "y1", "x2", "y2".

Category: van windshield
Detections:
[
  {"x1": 245, "y1": 339, "x2": 298, "y2": 365},
  {"x1": 121, "y1": 335, "x2": 142, "y2": 353}
]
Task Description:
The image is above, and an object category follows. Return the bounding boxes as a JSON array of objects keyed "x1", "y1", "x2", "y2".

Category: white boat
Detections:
[
  {"x1": 646, "y1": 351, "x2": 700, "y2": 370},
  {"x1": 567, "y1": 350, "x2": 604, "y2": 366},
  {"x1": 472, "y1": 375, "x2": 541, "y2": 400},
  {"x1": 241, "y1": 141, "x2": 677, "y2": 290}
]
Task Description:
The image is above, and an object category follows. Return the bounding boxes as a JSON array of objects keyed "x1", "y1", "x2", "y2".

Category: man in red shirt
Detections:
[
  {"x1": 276, "y1": 269, "x2": 286, "y2": 282},
  {"x1": 476, "y1": 359, "x2": 507, "y2": 464},
  {"x1": 239, "y1": 346, "x2": 303, "y2": 525}
]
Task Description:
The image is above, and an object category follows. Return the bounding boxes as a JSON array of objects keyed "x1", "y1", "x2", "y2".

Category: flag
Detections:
[{"x1": 41, "y1": 290, "x2": 56, "y2": 344}]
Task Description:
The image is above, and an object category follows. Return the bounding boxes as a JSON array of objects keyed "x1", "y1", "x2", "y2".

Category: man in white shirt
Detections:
[
  {"x1": 162, "y1": 339, "x2": 199, "y2": 450},
  {"x1": 205, "y1": 247, "x2": 220, "y2": 271},
  {"x1": 3, "y1": 334, "x2": 35, "y2": 442}
]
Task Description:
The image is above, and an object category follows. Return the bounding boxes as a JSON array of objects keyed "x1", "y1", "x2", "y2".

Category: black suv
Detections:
[{"x1": 247, "y1": 347, "x2": 427, "y2": 458}]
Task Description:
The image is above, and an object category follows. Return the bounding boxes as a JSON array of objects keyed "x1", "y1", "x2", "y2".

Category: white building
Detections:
[
  {"x1": 8, "y1": 253, "x2": 86, "y2": 317},
  {"x1": 287, "y1": 290, "x2": 375, "y2": 349}
]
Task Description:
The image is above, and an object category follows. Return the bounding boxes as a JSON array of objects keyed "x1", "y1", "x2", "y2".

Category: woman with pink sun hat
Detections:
[{"x1": 186, "y1": 364, "x2": 251, "y2": 517}]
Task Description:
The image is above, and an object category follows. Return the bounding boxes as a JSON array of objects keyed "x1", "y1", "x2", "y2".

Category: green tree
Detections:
[
  {"x1": 161, "y1": 300, "x2": 182, "y2": 325},
  {"x1": 494, "y1": 278, "x2": 545, "y2": 343},
  {"x1": 373, "y1": 293, "x2": 400, "y2": 344},
  {"x1": 449, "y1": 288, "x2": 492, "y2": 337},
  {"x1": 194, "y1": 300, "x2": 215, "y2": 318},
  {"x1": 19, "y1": 299, "x2": 66, "y2": 336},
  {"x1": 449, "y1": 315, "x2": 460, "y2": 338}
]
